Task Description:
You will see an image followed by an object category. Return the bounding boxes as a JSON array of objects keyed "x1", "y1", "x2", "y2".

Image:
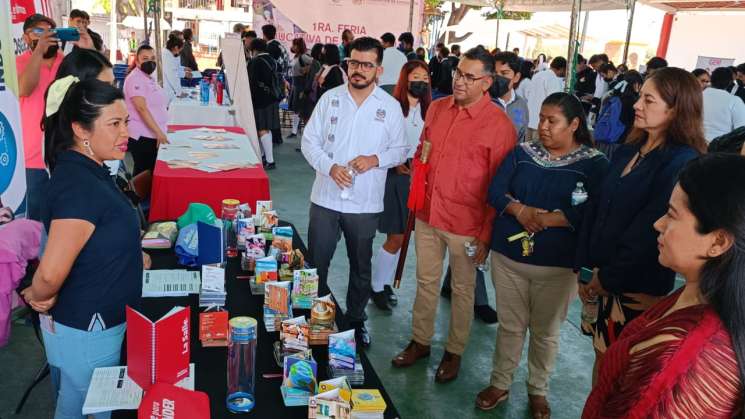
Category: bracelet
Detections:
[{"x1": 516, "y1": 204, "x2": 526, "y2": 218}]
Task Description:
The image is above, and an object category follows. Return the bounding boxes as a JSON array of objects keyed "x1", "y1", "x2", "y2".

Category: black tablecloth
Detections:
[{"x1": 113, "y1": 221, "x2": 400, "y2": 418}]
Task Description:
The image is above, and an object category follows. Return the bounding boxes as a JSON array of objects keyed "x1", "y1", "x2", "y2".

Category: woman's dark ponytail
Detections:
[
  {"x1": 43, "y1": 78, "x2": 124, "y2": 171},
  {"x1": 679, "y1": 153, "x2": 745, "y2": 417}
]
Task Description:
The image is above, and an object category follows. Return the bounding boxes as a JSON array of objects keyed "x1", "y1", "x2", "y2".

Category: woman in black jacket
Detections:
[
  {"x1": 317, "y1": 43, "x2": 345, "y2": 98},
  {"x1": 248, "y1": 38, "x2": 281, "y2": 170},
  {"x1": 576, "y1": 67, "x2": 707, "y2": 384}
]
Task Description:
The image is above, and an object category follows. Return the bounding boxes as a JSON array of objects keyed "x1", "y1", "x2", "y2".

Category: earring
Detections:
[{"x1": 83, "y1": 140, "x2": 94, "y2": 157}]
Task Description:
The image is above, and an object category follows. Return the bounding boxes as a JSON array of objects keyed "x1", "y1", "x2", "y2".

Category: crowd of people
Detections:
[{"x1": 12, "y1": 9, "x2": 745, "y2": 419}]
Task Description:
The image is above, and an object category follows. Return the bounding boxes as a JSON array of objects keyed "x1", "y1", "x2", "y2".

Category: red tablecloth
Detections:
[{"x1": 148, "y1": 125, "x2": 270, "y2": 222}]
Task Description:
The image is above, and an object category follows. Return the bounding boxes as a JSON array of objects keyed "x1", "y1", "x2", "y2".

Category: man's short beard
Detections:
[{"x1": 349, "y1": 74, "x2": 375, "y2": 90}]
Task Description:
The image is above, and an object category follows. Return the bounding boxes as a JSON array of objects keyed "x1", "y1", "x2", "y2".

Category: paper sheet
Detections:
[
  {"x1": 157, "y1": 128, "x2": 260, "y2": 172},
  {"x1": 201, "y1": 264, "x2": 225, "y2": 293},
  {"x1": 141, "y1": 270, "x2": 201, "y2": 297},
  {"x1": 82, "y1": 364, "x2": 196, "y2": 414}
]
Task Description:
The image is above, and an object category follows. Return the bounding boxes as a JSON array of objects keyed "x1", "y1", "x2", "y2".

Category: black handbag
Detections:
[{"x1": 708, "y1": 126, "x2": 745, "y2": 154}]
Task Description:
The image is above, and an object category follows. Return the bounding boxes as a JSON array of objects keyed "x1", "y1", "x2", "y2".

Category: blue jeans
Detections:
[
  {"x1": 41, "y1": 321, "x2": 126, "y2": 419},
  {"x1": 25, "y1": 168, "x2": 50, "y2": 221}
]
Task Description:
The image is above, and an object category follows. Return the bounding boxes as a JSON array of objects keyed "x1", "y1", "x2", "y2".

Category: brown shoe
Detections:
[
  {"x1": 391, "y1": 340, "x2": 430, "y2": 368},
  {"x1": 529, "y1": 394, "x2": 551, "y2": 419},
  {"x1": 476, "y1": 386, "x2": 509, "y2": 410},
  {"x1": 434, "y1": 351, "x2": 461, "y2": 383}
]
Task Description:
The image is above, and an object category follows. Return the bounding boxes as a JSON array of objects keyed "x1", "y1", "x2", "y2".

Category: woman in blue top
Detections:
[
  {"x1": 21, "y1": 78, "x2": 145, "y2": 419},
  {"x1": 476, "y1": 92, "x2": 608, "y2": 417},
  {"x1": 575, "y1": 67, "x2": 707, "y2": 386}
]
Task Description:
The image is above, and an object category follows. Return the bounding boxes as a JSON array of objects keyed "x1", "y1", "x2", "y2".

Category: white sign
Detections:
[{"x1": 695, "y1": 56, "x2": 736, "y2": 74}]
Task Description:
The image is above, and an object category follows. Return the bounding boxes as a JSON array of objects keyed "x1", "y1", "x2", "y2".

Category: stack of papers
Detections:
[
  {"x1": 199, "y1": 265, "x2": 226, "y2": 309},
  {"x1": 351, "y1": 389, "x2": 386, "y2": 419},
  {"x1": 141, "y1": 270, "x2": 200, "y2": 297},
  {"x1": 158, "y1": 128, "x2": 259, "y2": 173},
  {"x1": 82, "y1": 364, "x2": 195, "y2": 415}
]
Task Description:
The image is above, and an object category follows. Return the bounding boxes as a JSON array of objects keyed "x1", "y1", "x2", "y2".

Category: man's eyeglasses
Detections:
[
  {"x1": 452, "y1": 68, "x2": 488, "y2": 85},
  {"x1": 347, "y1": 59, "x2": 377, "y2": 71}
]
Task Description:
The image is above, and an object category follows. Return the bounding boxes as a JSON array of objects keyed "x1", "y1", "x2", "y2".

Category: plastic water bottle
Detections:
[
  {"x1": 226, "y1": 317, "x2": 258, "y2": 413},
  {"x1": 340, "y1": 168, "x2": 356, "y2": 200},
  {"x1": 571, "y1": 182, "x2": 588, "y2": 206},
  {"x1": 582, "y1": 295, "x2": 599, "y2": 324},
  {"x1": 221, "y1": 199, "x2": 240, "y2": 258},
  {"x1": 199, "y1": 77, "x2": 210, "y2": 104},
  {"x1": 465, "y1": 242, "x2": 489, "y2": 272}
]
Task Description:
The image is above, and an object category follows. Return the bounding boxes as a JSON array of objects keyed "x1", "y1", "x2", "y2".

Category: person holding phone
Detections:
[
  {"x1": 123, "y1": 45, "x2": 170, "y2": 176},
  {"x1": 475, "y1": 93, "x2": 608, "y2": 417},
  {"x1": 17, "y1": 14, "x2": 64, "y2": 221}
]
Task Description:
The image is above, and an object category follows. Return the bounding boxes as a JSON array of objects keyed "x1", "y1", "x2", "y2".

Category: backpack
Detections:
[
  {"x1": 256, "y1": 54, "x2": 283, "y2": 102},
  {"x1": 593, "y1": 96, "x2": 625, "y2": 144}
]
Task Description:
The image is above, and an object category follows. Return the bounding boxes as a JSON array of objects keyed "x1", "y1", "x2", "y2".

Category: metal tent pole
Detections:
[
  {"x1": 622, "y1": 0, "x2": 637, "y2": 65},
  {"x1": 565, "y1": 0, "x2": 582, "y2": 92}
]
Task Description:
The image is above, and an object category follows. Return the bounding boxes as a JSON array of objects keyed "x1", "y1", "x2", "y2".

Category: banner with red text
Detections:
[
  {"x1": 1, "y1": 1, "x2": 27, "y2": 214},
  {"x1": 252, "y1": 0, "x2": 424, "y2": 51}
]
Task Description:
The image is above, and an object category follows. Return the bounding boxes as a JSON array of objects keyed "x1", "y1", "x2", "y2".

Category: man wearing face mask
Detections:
[
  {"x1": 392, "y1": 48, "x2": 515, "y2": 383},
  {"x1": 124, "y1": 45, "x2": 170, "y2": 177},
  {"x1": 301, "y1": 37, "x2": 407, "y2": 347},
  {"x1": 440, "y1": 51, "x2": 527, "y2": 323},
  {"x1": 397, "y1": 32, "x2": 418, "y2": 61},
  {"x1": 17, "y1": 14, "x2": 64, "y2": 221},
  {"x1": 162, "y1": 35, "x2": 191, "y2": 100}
]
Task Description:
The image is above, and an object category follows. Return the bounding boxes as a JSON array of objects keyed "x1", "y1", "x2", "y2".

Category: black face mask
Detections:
[
  {"x1": 489, "y1": 75, "x2": 511, "y2": 99},
  {"x1": 603, "y1": 77, "x2": 614, "y2": 83},
  {"x1": 141, "y1": 61, "x2": 157, "y2": 75},
  {"x1": 417, "y1": 54, "x2": 425, "y2": 61},
  {"x1": 408, "y1": 81, "x2": 429, "y2": 98}
]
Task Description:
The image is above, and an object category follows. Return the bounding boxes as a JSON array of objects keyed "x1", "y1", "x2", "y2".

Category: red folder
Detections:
[
  {"x1": 126, "y1": 306, "x2": 191, "y2": 391},
  {"x1": 137, "y1": 382, "x2": 210, "y2": 419}
]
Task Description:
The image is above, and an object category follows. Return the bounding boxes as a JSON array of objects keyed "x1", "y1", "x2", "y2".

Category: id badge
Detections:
[{"x1": 39, "y1": 314, "x2": 55, "y2": 335}]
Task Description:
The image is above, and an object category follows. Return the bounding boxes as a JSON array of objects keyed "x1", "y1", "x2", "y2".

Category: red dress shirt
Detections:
[{"x1": 415, "y1": 93, "x2": 516, "y2": 243}]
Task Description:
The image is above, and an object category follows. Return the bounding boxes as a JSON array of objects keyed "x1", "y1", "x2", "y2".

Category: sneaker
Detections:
[
  {"x1": 287, "y1": 133, "x2": 297, "y2": 138},
  {"x1": 371, "y1": 291, "x2": 392, "y2": 311},
  {"x1": 384, "y1": 285, "x2": 398, "y2": 306},
  {"x1": 264, "y1": 162, "x2": 276, "y2": 170}
]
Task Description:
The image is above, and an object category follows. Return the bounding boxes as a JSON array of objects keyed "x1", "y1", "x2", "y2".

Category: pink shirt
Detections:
[
  {"x1": 16, "y1": 51, "x2": 63, "y2": 169},
  {"x1": 123, "y1": 67, "x2": 169, "y2": 140}
]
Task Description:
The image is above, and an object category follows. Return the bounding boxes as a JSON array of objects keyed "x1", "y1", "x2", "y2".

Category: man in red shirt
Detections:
[
  {"x1": 392, "y1": 47, "x2": 516, "y2": 382},
  {"x1": 16, "y1": 14, "x2": 63, "y2": 220}
]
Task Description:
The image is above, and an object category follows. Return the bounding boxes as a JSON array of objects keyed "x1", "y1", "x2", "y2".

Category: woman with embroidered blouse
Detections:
[{"x1": 476, "y1": 92, "x2": 608, "y2": 418}]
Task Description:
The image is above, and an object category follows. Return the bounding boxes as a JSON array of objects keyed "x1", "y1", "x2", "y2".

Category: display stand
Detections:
[{"x1": 220, "y1": 35, "x2": 262, "y2": 159}]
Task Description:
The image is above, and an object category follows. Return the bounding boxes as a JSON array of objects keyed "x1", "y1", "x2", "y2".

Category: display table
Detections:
[
  {"x1": 113, "y1": 222, "x2": 400, "y2": 419},
  {"x1": 148, "y1": 125, "x2": 271, "y2": 222},
  {"x1": 167, "y1": 95, "x2": 237, "y2": 127}
]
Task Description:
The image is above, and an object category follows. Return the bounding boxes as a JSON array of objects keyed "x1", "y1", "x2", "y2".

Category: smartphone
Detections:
[
  {"x1": 578, "y1": 267, "x2": 594, "y2": 284},
  {"x1": 54, "y1": 27, "x2": 80, "y2": 42}
]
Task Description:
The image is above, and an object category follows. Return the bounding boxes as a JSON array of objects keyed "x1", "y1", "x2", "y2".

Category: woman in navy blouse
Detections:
[
  {"x1": 476, "y1": 92, "x2": 608, "y2": 417},
  {"x1": 21, "y1": 78, "x2": 145, "y2": 418},
  {"x1": 575, "y1": 67, "x2": 707, "y2": 385}
]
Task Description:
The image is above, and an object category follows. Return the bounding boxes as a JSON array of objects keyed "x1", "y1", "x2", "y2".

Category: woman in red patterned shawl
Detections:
[{"x1": 583, "y1": 153, "x2": 745, "y2": 418}]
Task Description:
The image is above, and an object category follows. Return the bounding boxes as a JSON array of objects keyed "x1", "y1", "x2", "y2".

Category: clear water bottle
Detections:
[
  {"x1": 226, "y1": 317, "x2": 258, "y2": 413},
  {"x1": 340, "y1": 167, "x2": 356, "y2": 200},
  {"x1": 571, "y1": 182, "x2": 588, "y2": 206},
  {"x1": 582, "y1": 295, "x2": 599, "y2": 324},
  {"x1": 221, "y1": 199, "x2": 240, "y2": 258},
  {"x1": 199, "y1": 77, "x2": 210, "y2": 104},
  {"x1": 465, "y1": 241, "x2": 489, "y2": 272}
]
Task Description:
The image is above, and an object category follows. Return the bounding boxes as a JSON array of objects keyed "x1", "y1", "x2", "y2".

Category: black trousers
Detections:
[
  {"x1": 307, "y1": 203, "x2": 379, "y2": 324},
  {"x1": 128, "y1": 136, "x2": 157, "y2": 176}
]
